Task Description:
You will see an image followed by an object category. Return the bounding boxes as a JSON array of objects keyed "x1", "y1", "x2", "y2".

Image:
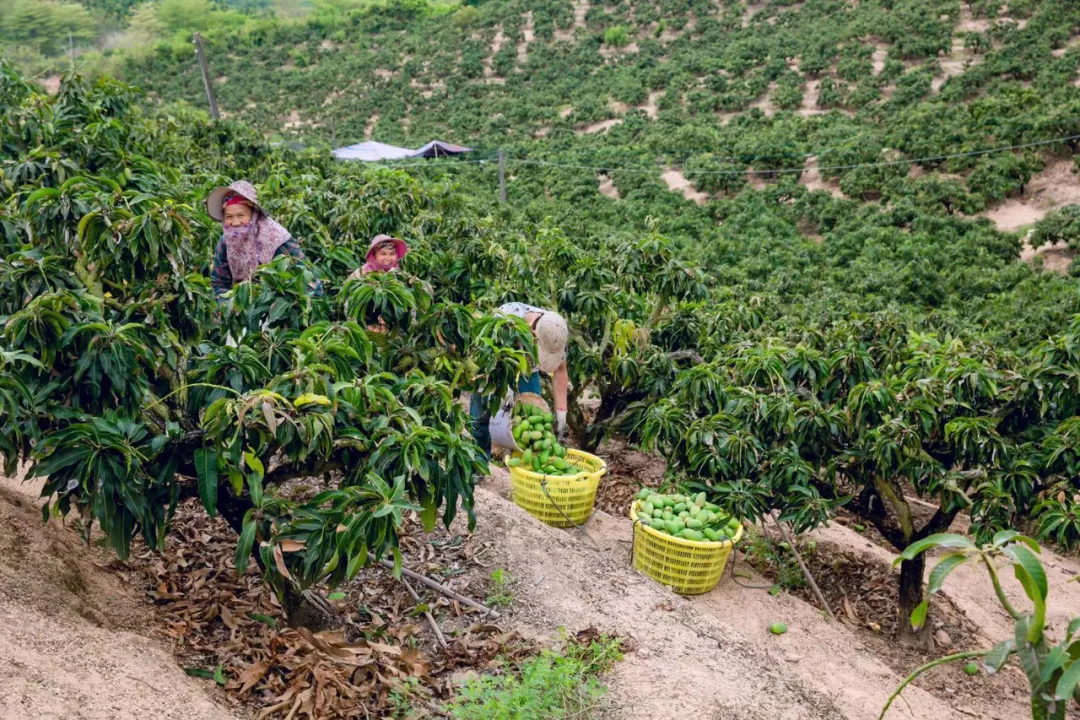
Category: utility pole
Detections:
[
  {"x1": 192, "y1": 32, "x2": 220, "y2": 120},
  {"x1": 498, "y1": 148, "x2": 506, "y2": 203}
]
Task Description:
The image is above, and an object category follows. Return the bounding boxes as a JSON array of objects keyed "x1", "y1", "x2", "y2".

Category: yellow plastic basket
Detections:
[
  {"x1": 629, "y1": 504, "x2": 744, "y2": 595},
  {"x1": 508, "y1": 449, "x2": 606, "y2": 527}
]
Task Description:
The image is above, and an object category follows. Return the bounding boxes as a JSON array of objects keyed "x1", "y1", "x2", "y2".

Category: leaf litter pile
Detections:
[
  {"x1": 592, "y1": 439, "x2": 667, "y2": 516},
  {"x1": 129, "y1": 498, "x2": 539, "y2": 718}
]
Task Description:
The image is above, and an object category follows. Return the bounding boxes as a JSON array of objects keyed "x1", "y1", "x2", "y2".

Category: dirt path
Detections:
[
  {"x1": 662, "y1": 169, "x2": 709, "y2": 205},
  {"x1": 0, "y1": 473, "x2": 239, "y2": 720},
  {"x1": 799, "y1": 156, "x2": 846, "y2": 199},
  {"x1": 984, "y1": 158, "x2": 1080, "y2": 232},
  {"x1": 477, "y1": 469, "x2": 1026, "y2": 719}
]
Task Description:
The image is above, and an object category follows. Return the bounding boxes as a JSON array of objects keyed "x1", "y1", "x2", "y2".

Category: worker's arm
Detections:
[
  {"x1": 552, "y1": 361, "x2": 569, "y2": 437},
  {"x1": 210, "y1": 237, "x2": 233, "y2": 303}
]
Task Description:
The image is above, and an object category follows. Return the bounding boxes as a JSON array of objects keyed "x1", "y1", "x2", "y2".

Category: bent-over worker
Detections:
[{"x1": 470, "y1": 302, "x2": 570, "y2": 459}]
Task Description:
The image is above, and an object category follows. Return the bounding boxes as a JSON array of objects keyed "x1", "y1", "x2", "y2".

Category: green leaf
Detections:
[
  {"x1": 420, "y1": 495, "x2": 437, "y2": 533},
  {"x1": 234, "y1": 519, "x2": 257, "y2": 577},
  {"x1": 228, "y1": 469, "x2": 244, "y2": 495},
  {"x1": 1056, "y1": 657, "x2": 1080, "y2": 701},
  {"x1": 1042, "y1": 642, "x2": 1071, "y2": 685},
  {"x1": 1015, "y1": 617, "x2": 1042, "y2": 690},
  {"x1": 894, "y1": 533, "x2": 974, "y2": 565},
  {"x1": 910, "y1": 600, "x2": 929, "y2": 631},
  {"x1": 213, "y1": 665, "x2": 226, "y2": 686},
  {"x1": 194, "y1": 448, "x2": 218, "y2": 517},
  {"x1": 328, "y1": 591, "x2": 346, "y2": 601},
  {"x1": 1068, "y1": 618, "x2": 1080, "y2": 641},
  {"x1": 992, "y1": 530, "x2": 1020, "y2": 547},
  {"x1": 926, "y1": 552, "x2": 968, "y2": 596},
  {"x1": 984, "y1": 639, "x2": 1014, "y2": 673},
  {"x1": 244, "y1": 450, "x2": 264, "y2": 480},
  {"x1": 1005, "y1": 545, "x2": 1048, "y2": 602}
]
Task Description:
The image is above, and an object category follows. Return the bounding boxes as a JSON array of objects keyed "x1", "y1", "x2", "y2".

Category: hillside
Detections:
[
  {"x1": 120, "y1": 0, "x2": 1080, "y2": 234},
  {"x1": 115, "y1": 0, "x2": 1080, "y2": 347},
  {"x1": 11, "y1": 2, "x2": 1080, "y2": 717}
]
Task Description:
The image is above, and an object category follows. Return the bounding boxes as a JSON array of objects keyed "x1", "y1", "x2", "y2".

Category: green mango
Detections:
[
  {"x1": 665, "y1": 519, "x2": 685, "y2": 534},
  {"x1": 681, "y1": 529, "x2": 704, "y2": 541}
]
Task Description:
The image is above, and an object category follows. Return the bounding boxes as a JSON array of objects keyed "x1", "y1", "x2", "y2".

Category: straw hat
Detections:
[
  {"x1": 534, "y1": 312, "x2": 568, "y2": 373},
  {"x1": 206, "y1": 180, "x2": 260, "y2": 221}
]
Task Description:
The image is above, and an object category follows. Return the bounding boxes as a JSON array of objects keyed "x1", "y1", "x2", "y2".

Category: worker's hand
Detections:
[{"x1": 556, "y1": 410, "x2": 568, "y2": 441}]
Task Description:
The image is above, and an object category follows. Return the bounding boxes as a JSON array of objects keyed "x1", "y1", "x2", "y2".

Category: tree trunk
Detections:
[
  {"x1": 215, "y1": 488, "x2": 336, "y2": 631},
  {"x1": 897, "y1": 554, "x2": 931, "y2": 650}
]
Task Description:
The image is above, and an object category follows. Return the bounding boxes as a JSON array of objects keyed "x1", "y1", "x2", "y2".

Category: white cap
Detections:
[{"x1": 534, "y1": 312, "x2": 568, "y2": 373}]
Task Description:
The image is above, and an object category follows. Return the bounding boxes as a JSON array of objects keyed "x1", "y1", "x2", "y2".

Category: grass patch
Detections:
[{"x1": 446, "y1": 632, "x2": 623, "y2": 720}]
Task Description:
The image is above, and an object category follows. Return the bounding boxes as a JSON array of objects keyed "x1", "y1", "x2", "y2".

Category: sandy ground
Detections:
[
  {"x1": 518, "y1": 11, "x2": 534, "y2": 65},
  {"x1": 598, "y1": 174, "x2": 620, "y2": 200},
  {"x1": 985, "y1": 158, "x2": 1080, "y2": 232},
  {"x1": 0, "y1": 472, "x2": 239, "y2": 720},
  {"x1": 662, "y1": 169, "x2": 709, "y2": 205},
  {"x1": 577, "y1": 118, "x2": 623, "y2": 134},
  {"x1": 476, "y1": 468, "x2": 1039, "y2": 720},
  {"x1": 799, "y1": 156, "x2": 846, "y2": 199},
  {"x1": 483, "y1": 25, "x2": 506, "y2": 78},
  {"x1": 1020, "y1": 237, "x2": 1074, "y2": 274},
  {"x1": 363, "y1": 113, "x2": 379, "y2": 140}
]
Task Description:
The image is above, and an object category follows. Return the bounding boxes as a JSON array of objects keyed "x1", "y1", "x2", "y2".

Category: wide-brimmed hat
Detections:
[
  {"x1": 367, "y1": 234, "x2": 409, "y2": 261},
  {"x1": 207, "y1": 180, "x2": 260, "y2": 221},
  {"x1": 534, "y1": 312, "x2": 568, "y2": 373}
]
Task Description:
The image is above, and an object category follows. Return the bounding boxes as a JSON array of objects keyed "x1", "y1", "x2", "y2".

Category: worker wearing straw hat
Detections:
[
  {"x1": 206, "y1": 180, "x2": 321, "y2": 302},
  {"x1": 470, "y1": 302, "x2": 570, "y2": 459}
]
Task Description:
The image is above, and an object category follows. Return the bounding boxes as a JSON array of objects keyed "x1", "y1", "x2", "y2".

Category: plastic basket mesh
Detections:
[
  {"x1": 508, "y1": 449, "x2": 606, "y2": 528},
  {"x1": 630, "y1": 505, "x2": 743, "y2": 595}
]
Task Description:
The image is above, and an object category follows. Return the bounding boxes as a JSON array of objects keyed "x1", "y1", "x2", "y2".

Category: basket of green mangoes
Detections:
[
  {"x1": 629, "y1": 488, "x2": 744, "y2": 595},
  {"x1": 503, "y1": 401, "x2": 606, "y2": 528}
]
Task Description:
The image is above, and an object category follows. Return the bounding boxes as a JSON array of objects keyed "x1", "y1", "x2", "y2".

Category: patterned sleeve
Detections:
[
  {"x1": 273, "y1": 238, "x2": 324, "y2": 296},
  {"x1": 211, "y1": 237, "x2": 232, "y2": 302}
]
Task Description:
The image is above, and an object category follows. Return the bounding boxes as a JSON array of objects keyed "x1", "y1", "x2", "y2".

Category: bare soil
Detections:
[
  {"x1": 576, "y1": 118, "x2": 623, "y2": 134},
  {"x1": 985, "y1": 158, "x2": 1080, "y2": 232},
  {"x1": 0, "y1": 472, "x2": 239, "y2": 720},
  {"x1": 12, "y1": 428, "x2": 1080, "y2": 720},
  {"x1": 662, "y1": 168, "x2": 709, "y2": 205},
  {"x1": 800, "y1": 156, "x2": 847, "y2": 199},
  {"x1": 1022, "y1": 238, "x2": 1074, "y2": 274},
  {"x1": 598, "y1": 174, "x2": 621, "y2": 200}
]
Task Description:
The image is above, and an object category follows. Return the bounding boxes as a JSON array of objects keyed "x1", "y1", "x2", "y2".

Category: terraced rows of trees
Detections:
[{"x1": 7, "y1": 0, "x2": 1080, "y2": 648}]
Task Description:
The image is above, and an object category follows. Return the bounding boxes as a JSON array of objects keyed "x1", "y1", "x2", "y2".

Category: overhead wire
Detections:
[
  {"x1": 503, "y1": 133, "x2": 1080, "y2": 176},
  {"x1": 348, "y1": 132, "x2": 1080, "y2": 182}
]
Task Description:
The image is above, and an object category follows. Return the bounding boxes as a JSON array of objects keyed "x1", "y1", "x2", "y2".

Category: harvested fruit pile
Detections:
[
  {"x1": 633, "y1": 489, "x2": 742, "y2": 542},
  {"x1": 505, "y1": 403, "x2": 576, "y2": 475}
]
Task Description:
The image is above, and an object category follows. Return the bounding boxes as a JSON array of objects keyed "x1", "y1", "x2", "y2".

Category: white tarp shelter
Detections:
[
  {"x1": 331, "y1": 141, "x2": 415, "y2": 162},
  {"x1": 332, "y1": 140, "x2": 472, "y2": 161}
]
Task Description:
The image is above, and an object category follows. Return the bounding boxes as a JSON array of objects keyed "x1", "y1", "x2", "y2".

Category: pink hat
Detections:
[{"x1": 366, "y1": 234, "x2": 408, "y2": 262}]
